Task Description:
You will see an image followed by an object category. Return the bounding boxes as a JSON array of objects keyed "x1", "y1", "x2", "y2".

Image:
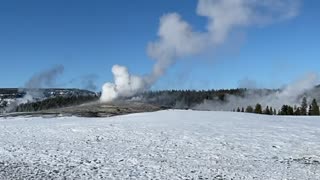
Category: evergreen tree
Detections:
[
  {"x1": 254, "y1": 104, "x2": 262, "y2": 114},
  {"x1": 264, "y1": 106, "x2": 271, "y2": 115},
  {"x1": 309, "y1": 99, "x2": 320, "y2": 116},
  {"x1": 294, "y1": 107, "x2": 301, "y2": 115},
  {"x1": 245, "y1": 106, "x2": 254, "y2": 113},
  {"x1": 269, "y1": 107, "x2": 273, "y2": 115},
  {"x1": 241, "y1": 107, "x2": 245, "y2": 112},
  {"x1": 287, "y1": 106, "x2": 294, "y2": 115},
  {"x1": 237, "y1": 107, "x2": 241, "y2": 112},
  {"x1": 280, "y1": 105, "x2": 294, "y2": 115},
  {"x1": 280, "y1": 105, "x2": 288, "y2": 115},
  {"x1": 301, "y1": 97, "x2": 308, "y2": 115},
  {"x1": 308, "y1": 105, "x2": 312, "y2": 116}
]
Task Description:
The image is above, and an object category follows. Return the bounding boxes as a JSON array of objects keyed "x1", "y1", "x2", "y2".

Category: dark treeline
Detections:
[
  {"x1": 11, "y1": 88, "x2": 320, "y2": 116},
  {"x1": 12, "y1": 88, "x2": 266, "y2": 113},
  {"x1": 0, "y1": 88, "x2": 19, "y2": 94},
  {"x1": 15, "y1": 95, "x2": 99, "y2": 112},
  {"x1": 235, "y1": 97, "x2": 320, "y2": 116},
  {"x1": 137, "y1": 89, "x2": 275, "y2": 108}
]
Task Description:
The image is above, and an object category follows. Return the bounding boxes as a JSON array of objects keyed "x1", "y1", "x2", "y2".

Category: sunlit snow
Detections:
[{"x1": 0, "y1": 110, "x2": 319, "y2": 179}]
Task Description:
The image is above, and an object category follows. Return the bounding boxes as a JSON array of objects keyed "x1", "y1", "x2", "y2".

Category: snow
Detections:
[{"x1": 0, "y1": 110, "x2": 320, "y2": 179}]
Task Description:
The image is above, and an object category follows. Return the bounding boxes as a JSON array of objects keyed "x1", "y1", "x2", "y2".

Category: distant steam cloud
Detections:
[
  {"x1": 81, "y1": 74, "x2": 98, "y2": 91},
  {"x1": 69, "y1": 74, "x2": 99, "y2": 91},
  {"x1": 195, "y1": 73, "x2": 319, "y2": 111},
  {"x1": 25, "y1": 65, "x2": 64, "y2": 89},
  {"x1": 5, "y1": 65, "x2": 65, "y2": 112},
  {"x1": 238, "y1": 78, "x2": 258, "y2": 89},
  {"x1": 101, "y1": 0, "x2": 301, "y2": 102},
  {"x1": 275, "y1": 73, "x2": 318, "y2": 104}
]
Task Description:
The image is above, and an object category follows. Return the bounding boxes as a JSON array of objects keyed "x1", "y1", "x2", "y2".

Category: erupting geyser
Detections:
[
  {"x1": 101, "y1": 0, "x2": 300, "y2": 102},
  {"x1": 100, "y1": 65, "x2": 146, "y2": 102}
]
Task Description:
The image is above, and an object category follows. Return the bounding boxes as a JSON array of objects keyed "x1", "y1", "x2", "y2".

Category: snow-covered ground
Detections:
[{"x1": 0, "y1": 110, "x2": 320, "y2": 179}]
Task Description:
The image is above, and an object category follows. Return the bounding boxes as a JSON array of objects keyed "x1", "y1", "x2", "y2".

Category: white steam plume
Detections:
[
  {"x1": 101, "y1": 0, "x2": 300, "y2": 102},
  {"x1": 194, "y1": 73, "x2": 319, "y2": 111},
  {"x1": 23, "y1": 64, "x2": 64, "y2": 100},
  {"x1": 24, "y1": 65, "x2": 64, "y2": 89},
  {"x1": 100, "y1": 65, "x2": 145, "y2": 102},
  {"x1": 5, "y1": 65, "x2": 65, "y2": 112}
]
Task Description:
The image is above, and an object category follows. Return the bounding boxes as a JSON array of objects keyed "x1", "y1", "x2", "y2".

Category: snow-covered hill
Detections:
[{"x1": 0, "y1": 110, "x2": 319, "y2": 179}]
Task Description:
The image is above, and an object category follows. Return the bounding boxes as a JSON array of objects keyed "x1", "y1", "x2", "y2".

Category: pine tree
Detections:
[
  {"x1": 280, "y1": 105, "x2": 294, "y2": 115},
  {"x1": 269, "y1": 107, "x2": 273, "y2": 115},
  {"x1": 301, "y1": 97, "x2": 308, "y2": 115},
  {"x1": 254, "y1": 104, "x2": 262, "y2": 114},
  {"x1": 246, "y1": 106, "x2": 254, "y2": 113},
  {"x1": 310, "y1": 99, "x2": 320, "y2": 116},
  {"x1": 237, "y1": 107, "x2": 241, "y2": 112},
  {"x1": 287, "y1": 106, "x2": 294, "y2": 115},
  {"x1": 264, "y1": 106, "x2": 270, "y2": 115},
  {"x1": 241, "y1": 107, "x2": 245, "y2": 112},
  {"x1": 294, "y1": 107, "x2": 301, "y2": 115},
  {"x1": 280, "y1": 105, "x2": 288, "y2": 115},
  {"x1": 308, "y1": 105, "x2": 312, "y2": 116}
]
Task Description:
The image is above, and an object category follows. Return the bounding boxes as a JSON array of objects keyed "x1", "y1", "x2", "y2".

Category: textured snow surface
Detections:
[{"x1": 0, "y1": 110, "x2": 320, "y2": 180}]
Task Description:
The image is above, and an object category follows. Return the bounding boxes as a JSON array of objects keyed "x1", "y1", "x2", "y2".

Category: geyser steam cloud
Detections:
[
  {"x1": 23, "y1": 64, "x2": 65, "y2": 100},
  {"x1": 101, "y1": 65, "x2": 145, "y2": 102},
  {"x1": 5, "y1": 65, "x2": 65, "y2": 112},
  {"x1": 25, "y1": 65, "x2": 64, "y2": 89},
  {"x1": 101, "y1": 0, "x2": 300, "y2": 102},
  {"x1": 194, "y1": 73, "x2": 319, "y2": 111}
]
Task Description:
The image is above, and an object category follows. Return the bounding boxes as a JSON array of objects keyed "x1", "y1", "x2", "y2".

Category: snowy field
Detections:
[{"x1": 0, "y1": 110, "x2": 320, "y2": 179}]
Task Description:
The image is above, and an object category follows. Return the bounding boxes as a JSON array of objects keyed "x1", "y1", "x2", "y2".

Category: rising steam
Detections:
[
  {"x1": 25, "y1": 65, "x2": 64, "y2": 89},
  {"x1": 69, "y1": 74, "x2": 99, "y2": 91},
  {"x1": 194, "y1": 73, "x2": 319, "y2": 111},
  {"x1": 23, "y1": 64, "x2": 64, "y2": 99},
  {"x1": 5, "y1": 65, "x2": 65, "y2": 112},
  {"x1": 101, "y1": 0, "x2": 300, "y2": 102},
  {"x1": 100, "y1": 65, "x2": 145, "y2": 102}
]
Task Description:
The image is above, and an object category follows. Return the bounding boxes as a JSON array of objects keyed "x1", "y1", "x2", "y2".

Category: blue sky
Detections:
[{"x1": 0, "y1": 0, "x2": 319, "y2": 90}]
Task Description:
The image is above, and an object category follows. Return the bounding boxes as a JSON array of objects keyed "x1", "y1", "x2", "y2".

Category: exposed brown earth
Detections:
[{"x1": 0, "y1": 101, "x2": 164, "y2": 118}]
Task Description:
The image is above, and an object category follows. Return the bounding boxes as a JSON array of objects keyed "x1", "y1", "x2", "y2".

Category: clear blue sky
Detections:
[{"x1": 0, "y1": 0, "x2": 319, "y2": 90}]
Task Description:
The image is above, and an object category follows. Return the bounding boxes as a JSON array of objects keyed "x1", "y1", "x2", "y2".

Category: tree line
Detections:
[
  {"x1": 12, "y1": 88, "x2": 320, "y2": 116},
  {"x1": 137, "y1": 89, "x2": 275, "y2": 108},
  {"x1": 15, "y1": 95, "x2": 98, "y2": 112},
  {"x1": 234, "y1": 97, "x2": 320, "y2": 116}
]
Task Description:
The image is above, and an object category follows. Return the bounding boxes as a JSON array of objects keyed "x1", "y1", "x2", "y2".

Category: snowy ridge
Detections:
[{"x1": 0, "y1": 110, "x2": 320, "y2": 179}]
